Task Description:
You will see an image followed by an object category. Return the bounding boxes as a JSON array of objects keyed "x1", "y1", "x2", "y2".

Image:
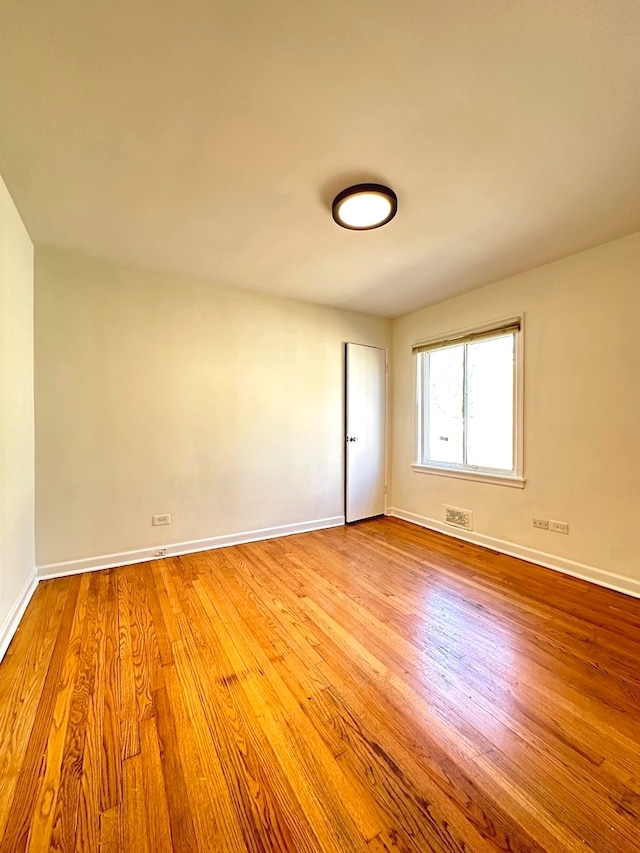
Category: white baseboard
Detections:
[
  {"x1": 387, "y1": 507, "x2": 640, "y2": 600},
  {"x1": 0, "y1": 568, "x2": 39, "y2": 663},
  {"x1": 37, "y1": 515, "x2": 345, "y2": 580}
]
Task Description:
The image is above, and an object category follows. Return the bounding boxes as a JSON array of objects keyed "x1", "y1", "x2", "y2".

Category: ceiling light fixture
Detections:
[{"x1": 332, "y1": 183, "x2": 397, "y2": 230}]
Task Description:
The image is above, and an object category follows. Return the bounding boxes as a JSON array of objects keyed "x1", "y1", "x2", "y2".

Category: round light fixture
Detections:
[{"x1": 332, "y1": 183, "x2": 397, "y2": 230}]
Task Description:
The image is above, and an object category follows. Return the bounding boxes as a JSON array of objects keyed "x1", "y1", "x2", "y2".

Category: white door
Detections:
[{"x1": 345, "y1": 343, "x2": 386, "y2": 523}]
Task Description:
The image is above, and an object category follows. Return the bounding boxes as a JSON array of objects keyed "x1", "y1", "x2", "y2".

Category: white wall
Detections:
[
  {"x1": 35, "y1": 249, "x2": 390, "y2": 571},
  {"x1": 0, "y1": 174, "x2": 35, "y2": 659},
  {"x1": 32, "y1": 232, "x2": 640, "y2": 596},
  {"x1": 390, "y1": 231, "x2": 640, "y2": 595}
]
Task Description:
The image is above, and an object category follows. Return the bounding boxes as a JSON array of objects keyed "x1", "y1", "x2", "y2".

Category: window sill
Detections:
[{"x1": 411, "y1": 464, "x2": 525, "y2": 489}]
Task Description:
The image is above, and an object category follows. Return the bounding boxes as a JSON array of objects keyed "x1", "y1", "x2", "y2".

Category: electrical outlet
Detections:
[
  {"x1": 549, "y1": 520, "x2": 569, "y2": 534},
  {"x1": 152, "y1": 514, "x2": 171, "y2": 526},
  {"x1": 533, "y1": 518, "x2": 549, "y2": 530}
]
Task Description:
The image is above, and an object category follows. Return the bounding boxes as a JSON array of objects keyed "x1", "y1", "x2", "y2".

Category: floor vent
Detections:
[{"x1": 445, "y1": 505, "x2": 473, "y2": 531}]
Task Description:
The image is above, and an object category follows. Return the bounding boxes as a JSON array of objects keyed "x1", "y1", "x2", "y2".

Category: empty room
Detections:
[{"x1": 1, "y1": 1, "x2": 640, "y2": 851}]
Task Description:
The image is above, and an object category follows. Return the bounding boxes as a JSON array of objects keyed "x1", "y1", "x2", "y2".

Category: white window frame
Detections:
[{"x1": 412, "y1": 315, "x2": 525, "y2": 488}]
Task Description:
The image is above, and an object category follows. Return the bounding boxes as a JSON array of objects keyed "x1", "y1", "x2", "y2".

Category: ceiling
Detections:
[{"x1": 1, "y1": 1, "x2": 639, "y2": 318}]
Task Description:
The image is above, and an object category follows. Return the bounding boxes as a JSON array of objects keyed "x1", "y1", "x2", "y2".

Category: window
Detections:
[{"x1": 413, "y1": 317, "x2": 524, "y2": 487}]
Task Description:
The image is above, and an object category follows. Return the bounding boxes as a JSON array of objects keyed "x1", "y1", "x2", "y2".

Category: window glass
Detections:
[
  {"x1": 426, "y1": 345, "x2": 464, "y2": 465},
  {"x1": 466, "y1": 335, "x2": 514, "y2": 470}
]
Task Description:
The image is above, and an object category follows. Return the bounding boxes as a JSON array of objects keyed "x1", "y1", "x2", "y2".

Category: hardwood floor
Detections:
[{"x1": 1, "y1": 517, "x2": 640, "y2": 851}]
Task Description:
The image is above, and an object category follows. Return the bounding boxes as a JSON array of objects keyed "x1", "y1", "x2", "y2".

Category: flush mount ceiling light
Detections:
[{"x1": 332, "y1": 183, "x2": 397, "y2": 230}]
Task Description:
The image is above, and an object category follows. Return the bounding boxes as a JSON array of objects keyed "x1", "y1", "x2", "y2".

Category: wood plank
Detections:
[
  {"x1": 0, "y1": 575, "x2": 82, "y2": 853},
  {"x1": 0, "y1": 579, "x2": 70, "y2": 838},
  {"x1": 49, "y1": 571, "x2": 103, "y2": 850},
  {"x1": 196, "y1": 560, "x2": 381, "y2": 846},
  {"x1": 122, "y1": 754, "x2": 150, "y2": 853},
  {"x1": 117, "y1": 567, "x2": 141, "y2": 760},
  {"x1": 139, "y1": 716, "x2": 174, "y2": 853},
  {"x1": 165, "y1": 555, "x2": 321, "y2": 851},
  {"x1": 24, "y1": 573, "x2": 91, "y2": 853},
  {"x1": 1, "y1": 518, "x2": 640, "y2": 851},
  {"x1": 76, "y1": 571, "x2": 109, "y2": 852},
  {"x1": 99, "y1": 804, "x2": 120, "y2": 852},
  {"x1": 157, "y1": 662, "x2": 230, "y2": 851},
  {"x1": 99, "y1": 570, "x2": 122, "y2": 812}
]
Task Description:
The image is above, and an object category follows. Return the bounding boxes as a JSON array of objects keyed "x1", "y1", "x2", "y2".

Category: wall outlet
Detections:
[
  {"x1": 445, "y1": 505, "x2": 473, "y2": 531},
  {"x1": 152, "y1": 514, "x2": 171, "y2": 526},
  {"x1": 550, "y1": 520, "x2": 569, "y2": 534},
  {"x1": 533, "y1": 518, "x2": 549, "y2": 529}
]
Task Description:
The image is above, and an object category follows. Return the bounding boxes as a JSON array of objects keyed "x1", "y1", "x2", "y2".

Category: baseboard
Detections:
[
  {"x1": 386, "y1": 507, "x2": 640, "y2": 600},
  {"x1": 0, "y1": 568, "x2": 39, "y2": 663},
  {"x1": 37, "y1": 515, "x2": 345, "y2": 580}
]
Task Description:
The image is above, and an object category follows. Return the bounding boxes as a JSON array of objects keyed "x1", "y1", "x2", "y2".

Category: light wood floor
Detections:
[{"x1": 1, "y1": 518, "x2": 640, "y2": 851}]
